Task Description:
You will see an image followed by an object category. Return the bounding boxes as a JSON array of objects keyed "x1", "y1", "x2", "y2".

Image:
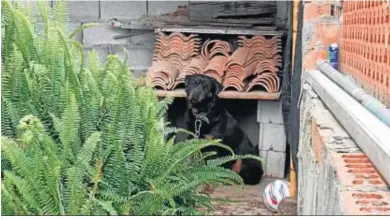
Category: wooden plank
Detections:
[
  {"x1": 289, "y1": 158, "x2": 297, "y2": 198},
  {"x1": 190, "y1": 1, "x2": 276, "y2": 21},
  {"x1": 155, "y1": 27, "x2": 284, "y2": 36},
  {"x1": 306, "y1": 70, "x2": 390, "y2": 185},
  {"x1": 188, "y1": 18, "x2": 274, "y2": 25},
  {"x1": 155, "y1": 89, "x2": 280, "y2": 100},
  {"x1": 159, "y1": 16, "x2": 254, "y2": 28}
]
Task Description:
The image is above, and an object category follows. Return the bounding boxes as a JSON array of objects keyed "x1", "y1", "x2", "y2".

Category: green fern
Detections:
[{"x1": 1, "y1": 0, "x2": 265, "y2": 216}]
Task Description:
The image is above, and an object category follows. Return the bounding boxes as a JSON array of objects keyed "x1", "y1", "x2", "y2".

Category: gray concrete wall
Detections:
[
  {"x1": 23, "y1": 0, "x2": 189, "y2": 76},
  {"x1": 26, "y1": 0, "x2": 288, "y2": 76},
  {"x1": 67, "y1": 0, "x2": 190, "y2": 76}
]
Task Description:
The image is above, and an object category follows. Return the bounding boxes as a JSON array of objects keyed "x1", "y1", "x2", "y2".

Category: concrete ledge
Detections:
[
  {"x1": 298, "y1": 84, "x2": 390, "y2": 215},
  {"x1": 305, "y1": 70, "x2": 390, "y2": 185}
]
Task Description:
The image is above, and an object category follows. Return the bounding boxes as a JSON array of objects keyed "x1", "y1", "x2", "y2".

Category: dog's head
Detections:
[{"x1": 184, "y1": 74, "x2": 223, "y2": 116}]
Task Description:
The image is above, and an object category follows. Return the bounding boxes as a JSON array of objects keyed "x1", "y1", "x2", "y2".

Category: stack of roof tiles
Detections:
[
  {"x1": 223, "y1": 36, "x2": 282, "y2": 92},
  {"x1": 147, "y1": 32, "x2": 201, "y2": 90},
  {"x1": 147, "y1": 32, "x2": 282, "y2": 93}
]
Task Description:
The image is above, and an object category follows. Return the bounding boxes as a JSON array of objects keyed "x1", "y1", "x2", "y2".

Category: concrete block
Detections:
[
  {"x1": 67, "y1": 1, "x2": 99, "y2": 22},
  {"x1": 83, "y1": 24, "x2": 130, "y2": 47},
  {"x1": 131, "y1": 68, "x2": 148, "y2": 77},
  {"x1": 84, "y1": 45, "x2": 110, "y2": 65},
  {"x1": 34, "y1": 22, "x2": 45, "y2": 35},
  {"x1": 147, "y1": 1, "x2": 189, "y2": 16},
  {"x1": 33, "y1": 22, "x2": 82, "y2": 42},
  {"x1": 100, "y1": 1, "x2": 147, "y2": 22},
  {"x1": 259, "y1": 123, "x2": 286, "y2": 152},
  {"x1": 67, "y1": 23, "x2": 83, "y2": 43},
  {"x1": 257, "y1": 100, "x2": 284, "y2": 124},
  {"x1": 236, "y1": 113, "x2": 259, "y2": 147},
  {"x1": 129, "y1": 31, "x2": 156, "y2": 45},
  {"x1": 17, "y1": 0, "x2": 47, "y2": 21},
  {"x1": 108, "y1": 44, "x2": 153, "y2": 71},
  {"x1": 259, "y1": 150, "x2": 268, "y2": 174},
  {"x1": 265, "y1": 151, "x2": 286, "y2": 178}
]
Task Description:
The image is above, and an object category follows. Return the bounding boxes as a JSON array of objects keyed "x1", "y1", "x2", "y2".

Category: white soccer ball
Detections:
[{"x1": 263, "y1": 180, "x2": 291, "y2": 212}]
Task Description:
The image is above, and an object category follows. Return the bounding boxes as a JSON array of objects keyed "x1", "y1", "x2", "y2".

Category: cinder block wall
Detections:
[
  {"x1": 25, "y1": 0, "x2": 187, "y2": 76},
  {"x1": 298, "y1": 84, "x2": 390, "y2": 215},
  {"x1": 68, "y1": 0, "x2": 188, "y2": 76},
  {"x1": 26, "y1": 0, "x2": 289, "y2": 76}
]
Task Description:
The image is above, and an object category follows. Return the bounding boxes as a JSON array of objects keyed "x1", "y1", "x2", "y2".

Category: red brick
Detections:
[
  {"x1": 304, "y1": 2, "x2": 319, "y2": 21},
  {"x1": 331, "y1": 152, "x2": 388, "y2": 189},
  {"x1": 341, "y1": 191, "x2": 390, "y2": 215},
  {"x1": 311, "y1": 121, "x2": 323, "y2": 165},
  {"x1": 316, "y1": 23, "x2": 341, "y2": 47},
  {"x1": 303, "y1": 48, "x2": 327, "y2": 70}
]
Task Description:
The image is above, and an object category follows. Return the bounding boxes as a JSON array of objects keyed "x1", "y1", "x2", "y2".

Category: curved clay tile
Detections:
[
  {"x1": 204, "y1": 55, "x2": 229, "y2": 80},
  {"x1": 238, "y1": 36, "x2": 281, "y2": 48},
  {"x1": 245, "y1": 73, "x2": 280, "y2": 93},
  {"x1": 147, "y1": 60, "x2": 182, "y2": 90},
  {"x1": 201, "y1": 39, "x2": 232, "y2": 59},
  {"x1": 243, "y1": 61, "x2": 258, "y2": 77},
  {"x1": 254, "y1": 59, "x2": 279, "y2": 75},
  {"x1": 226, "y1": 47, "x2": 249, "y2": 67},
  {"x1": 223, "y1": 77, "x2": 245, "y2": 91},
  {"x1": 173, "y1": 56, "x2": 208, "y2": 89},
  {"x1": 247, "y1": 54, "x2": 282, "y2": 68},
  {"x1": 156, "y1": 32, "x2": 200, "y2": 42}
]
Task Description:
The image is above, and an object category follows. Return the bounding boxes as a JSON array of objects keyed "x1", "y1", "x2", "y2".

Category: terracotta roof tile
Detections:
[{"x1": 148, "y1": 32, "x2": 283, "y2": 93}]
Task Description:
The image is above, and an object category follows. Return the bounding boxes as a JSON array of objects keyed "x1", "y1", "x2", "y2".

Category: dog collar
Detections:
[{"x1": 194, "y1": 113, "x2": 209, "y2": 138}]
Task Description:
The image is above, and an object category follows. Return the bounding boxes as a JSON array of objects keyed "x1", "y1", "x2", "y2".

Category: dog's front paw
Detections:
[{"x1": 201, "y1": 184, "x2": 215, "y2": 194}]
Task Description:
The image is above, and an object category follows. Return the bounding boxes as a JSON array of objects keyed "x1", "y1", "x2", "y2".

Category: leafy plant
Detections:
[{"x1": 1, "y1": 0, "x2": 263, "y2": 216}]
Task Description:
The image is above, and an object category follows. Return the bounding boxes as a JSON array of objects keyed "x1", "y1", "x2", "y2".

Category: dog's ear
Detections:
[
  {"x1": 211, "y1": 77, "x2": 223, "y2": 95},
  {"x1": 184, "y1": 75, "x2": 195, "y2": 88}
]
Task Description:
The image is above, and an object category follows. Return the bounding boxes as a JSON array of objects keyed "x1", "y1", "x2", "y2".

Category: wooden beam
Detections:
[
  {"x1": 290, "y1": 0, "x2": 300, "y2": 199},
  {"x1": 306, "y1": 70, "x2": 390, "y2": 185},
  {"x1": 154, "y1": 27, "x2": 284, "y2": 36},
  {"x1": 155, "y1": 89, "x2": 280, "y2": 100},
  {"x1": 189, "y1": 1, "x2": 276, "y2": 21}
]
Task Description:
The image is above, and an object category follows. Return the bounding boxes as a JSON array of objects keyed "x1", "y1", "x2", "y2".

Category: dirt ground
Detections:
[{"x1": 205, "y1": 177, "x2": 279, "y2": 216}]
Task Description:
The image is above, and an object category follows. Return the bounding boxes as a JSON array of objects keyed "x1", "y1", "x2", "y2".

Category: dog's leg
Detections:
[
  {"x1": 232, "y1": 160, "x2": 242, "y2": 173},
  {"x1": 201, "y1": 184, "x2": 215, "y2": 194},
  {"x1": 204, "y1": 135, "x2": 214, "y2": 140}
]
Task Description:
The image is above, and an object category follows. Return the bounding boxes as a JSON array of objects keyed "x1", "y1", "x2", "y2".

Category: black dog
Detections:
[{"x1": 183, "y1": 74, "x2": 263, "y2": 185}]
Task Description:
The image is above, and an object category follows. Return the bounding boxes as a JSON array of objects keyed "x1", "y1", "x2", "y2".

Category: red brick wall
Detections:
[
  {"x1": 302, "y1": 1, "x2": 389, "y2": 105},
  {"x1": 302, "y1": 0, "x2": 341, "y2": 69},
  {"x1": 299, "y1": 91, "x2": 390, "y2": 215},
  {"x1": 340, "y1": 0, "x2": 390, "y2": 106},
  {"x1": 311, "y1": 119, "x2": 390, "y2": 215}
]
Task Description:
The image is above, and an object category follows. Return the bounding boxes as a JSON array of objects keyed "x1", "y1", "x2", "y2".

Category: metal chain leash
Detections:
[{"x1": 194, "y1": 113, "x2": 209, "y2": 138}]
